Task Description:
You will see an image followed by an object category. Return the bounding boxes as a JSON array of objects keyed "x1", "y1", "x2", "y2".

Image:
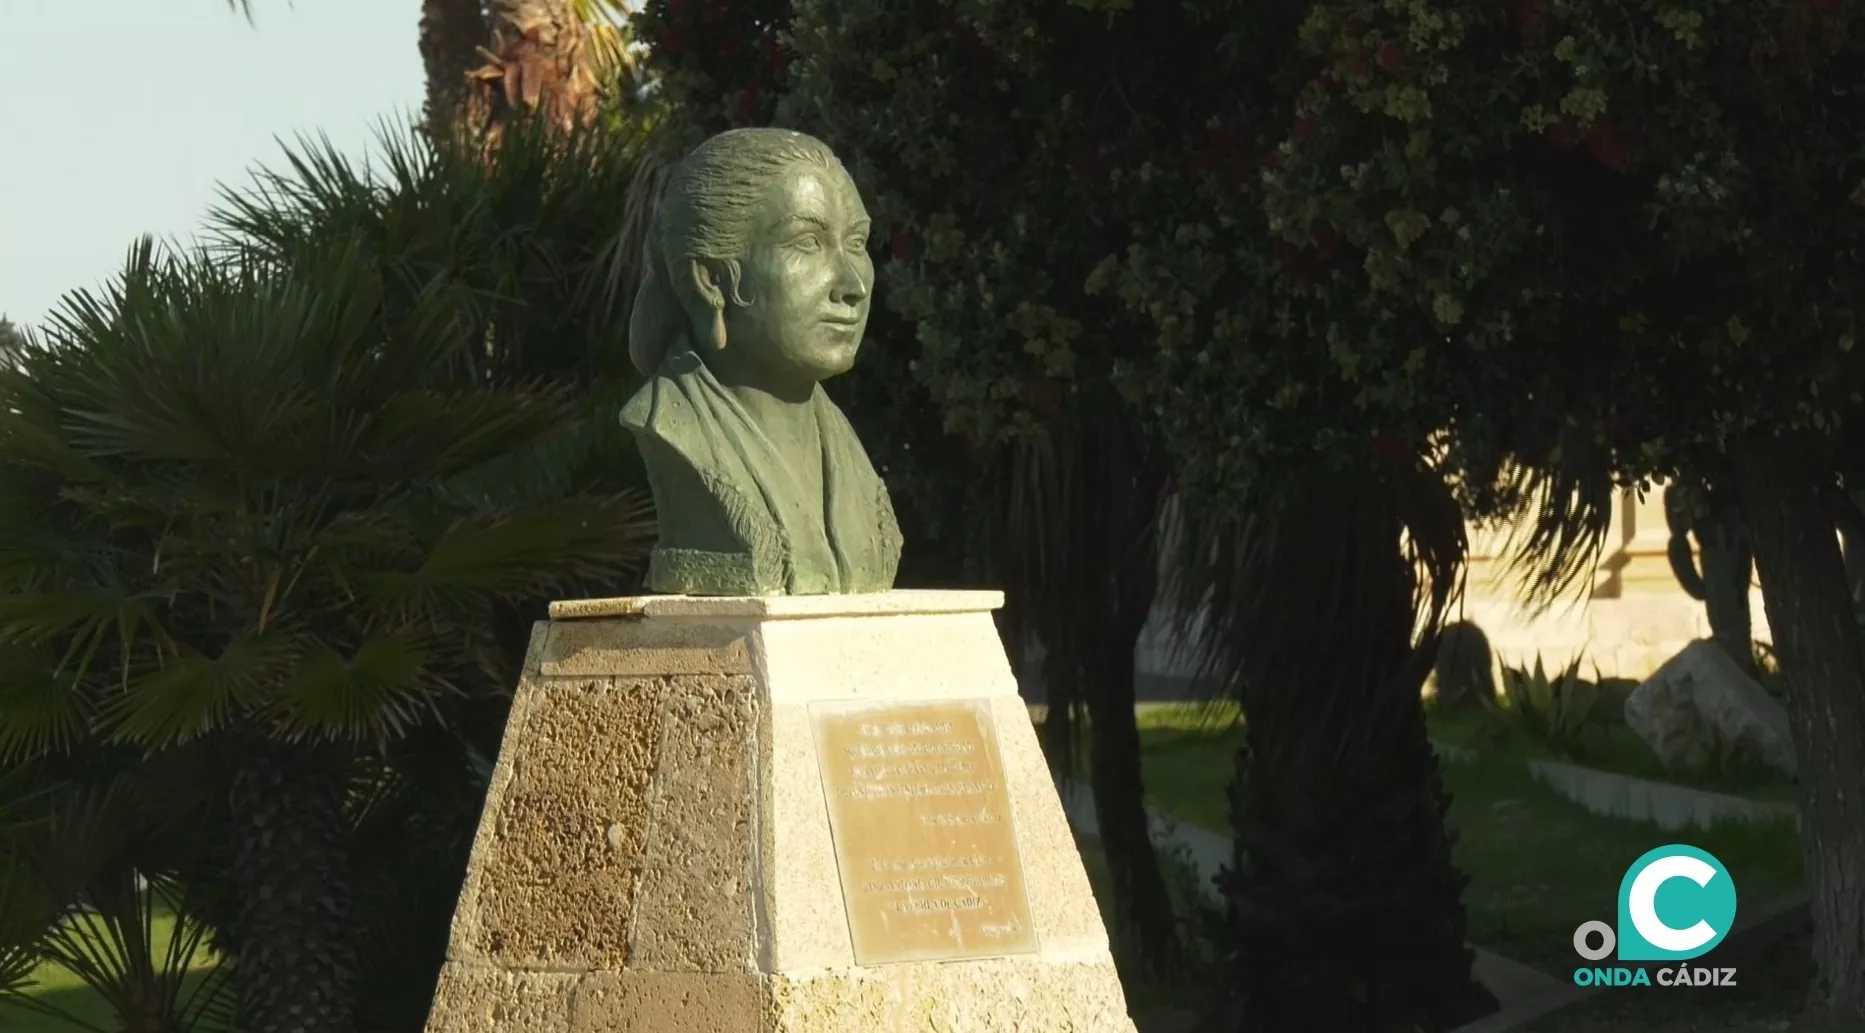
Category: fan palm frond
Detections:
[
  {"x1": 0, "y1": 767, "x2": 233, "y2": 1033},
  {"x1": 1486, "y1": 441, "x2": 1618, "y2": 617},
  {"x1": 208, "y1": 114, "x2": 659, "y2": 389},
  {"x1": 94, "y1": 631, "x2": 307, "y2": 747},
  {"x1": 0, "y1": 168, "x2": 656, "y2": 750},
  {"x1": 1159, "y1": 449, "x2": 1468, "y2": 726}
]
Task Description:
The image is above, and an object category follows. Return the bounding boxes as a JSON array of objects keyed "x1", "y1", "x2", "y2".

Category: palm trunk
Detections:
[
  {"x1": 227, "y1": 725, "x2": 358, "y2": 1033},
  {"x1": 473, "y1": 0, "x2": 601, "y2": 135},
  {"x1": 1216, "y1": 470, "x2": 1494, "y2": 1033},
  {"x1": 1733, "y1": 434, "x2": 1865, "y2": 1019},
  {"x1": 1073, "y1": 420, "x2": 1181, "y2": 982},
  {"x1": 1006, "y1": 417, "x2": 1181, "y2": 980},
  {"x1": 419, "y1": 0, "x2": 490, "y2": 136}
]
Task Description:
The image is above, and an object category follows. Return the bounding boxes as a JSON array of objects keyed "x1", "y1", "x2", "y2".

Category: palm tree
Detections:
[
  {"x1": 224, "y1": 0, "x2": 635, "y2": 139},
  {"x1": 0, "y1": 751, "x2": 235, "y2": 1033},
  {"x1": 988, "y1": 415, "x2": 1185, "y2": 980},
  {"x1": 0, "y1": 234, "x2": 654, "y2": 1033},
  {"x1": 420, "y1": 0, "x2": 490, "y2": 131},
  {"x1": 1166, "y1": 435, "x2": 1614, "y2": 1031}
]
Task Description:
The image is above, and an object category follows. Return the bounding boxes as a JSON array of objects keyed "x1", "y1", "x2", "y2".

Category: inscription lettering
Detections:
[{"x1": 812, "y1": 700, "x2": 1038, "y2": 966}]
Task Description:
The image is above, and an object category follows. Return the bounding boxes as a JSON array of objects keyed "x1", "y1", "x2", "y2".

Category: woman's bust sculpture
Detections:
[{"x1": 620, "y1": 128, "x2": 903, "y2": 596}]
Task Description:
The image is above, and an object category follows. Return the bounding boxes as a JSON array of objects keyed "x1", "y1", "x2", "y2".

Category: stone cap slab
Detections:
[{"x1": 548, "y1": 590, "x2": 1005, "y2": 621}]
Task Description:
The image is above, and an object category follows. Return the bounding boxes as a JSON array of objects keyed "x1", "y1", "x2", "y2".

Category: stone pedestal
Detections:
[{"x1": 424, "y1": 590, "x2": 1136, "y2": 1033}]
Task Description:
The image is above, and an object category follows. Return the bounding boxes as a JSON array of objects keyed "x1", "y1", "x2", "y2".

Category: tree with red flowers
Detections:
[{"x1": 1265, "y1": 0, "x2": 1865, "y2": 1017}]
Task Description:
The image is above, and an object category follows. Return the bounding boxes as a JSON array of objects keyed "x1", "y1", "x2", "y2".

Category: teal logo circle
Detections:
[{"x1": 1615, "y1": 844, "x2": 1737, "y2": 961}]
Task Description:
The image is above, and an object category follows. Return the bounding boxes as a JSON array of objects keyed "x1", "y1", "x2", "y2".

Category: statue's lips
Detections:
[{"x1": 820, "y1": 316, "x2": 864, "y2": 328}]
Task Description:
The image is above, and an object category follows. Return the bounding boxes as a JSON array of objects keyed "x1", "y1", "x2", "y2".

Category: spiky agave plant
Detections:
[{"x1": 0, "y1": 234, "x2": 653, "y2": 1033}]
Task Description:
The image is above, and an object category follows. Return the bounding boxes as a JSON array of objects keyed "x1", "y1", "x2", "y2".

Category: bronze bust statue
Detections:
[{"x1": 621, "y1": 128, "x2": 903, "y2": 596}]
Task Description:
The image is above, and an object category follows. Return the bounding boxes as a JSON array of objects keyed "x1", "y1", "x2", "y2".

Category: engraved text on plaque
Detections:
[{"x1": 811, "y1": 700, "x2": 1038, "y2": 965}]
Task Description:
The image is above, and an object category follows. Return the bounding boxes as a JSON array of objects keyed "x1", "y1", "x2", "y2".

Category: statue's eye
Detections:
[
  {"x1": 847, "y1": 234, "x2": 869, "y2": 250},
  {"x1": 789, "y1": 233, "x2": 822, "y2": 252}
]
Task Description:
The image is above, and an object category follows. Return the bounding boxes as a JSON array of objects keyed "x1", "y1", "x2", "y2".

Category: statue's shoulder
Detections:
[{"x1": 625, "y1": 376, "x2": 791, "y2": 594}]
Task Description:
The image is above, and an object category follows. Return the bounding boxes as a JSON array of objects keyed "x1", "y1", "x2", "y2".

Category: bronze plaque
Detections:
[{"x1": 811, "y1": 699, "x2": 1038, "y2": 965}]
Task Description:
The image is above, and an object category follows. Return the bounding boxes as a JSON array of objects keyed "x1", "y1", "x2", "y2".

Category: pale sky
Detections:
[{"x1": 0, "y1": 1, "x2": 423, "y2": 330}]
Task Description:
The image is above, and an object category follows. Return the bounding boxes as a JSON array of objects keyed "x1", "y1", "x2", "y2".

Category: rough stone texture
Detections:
[
  {"x1": 626, "y1": 677, "x2": 759, "y2": 972},
  {"x1": 569, "y1": 971, "x2": 764, "y2": 1033},
  {"x1": 988, "y1": 695, "x2": 1111, "y2": 962},
  {"x1": 1625, "y1": 639, "x2": 1797, "y2": 774},
  {"x1": 762, "y1": 701, "x2": 857, "y2": 972},
  {"x1": 766, "y1": 957, "x2": 1136, "y2": 1033},
  {"x1": 424, "y1": 963, "x2": 579, "y2": 1033},
  {"x1": 539, "y1": 617, "x2": 753, "y2": 677},
  {"x1": 457, "y1": 677, "x2": 667, "y2": 968}
]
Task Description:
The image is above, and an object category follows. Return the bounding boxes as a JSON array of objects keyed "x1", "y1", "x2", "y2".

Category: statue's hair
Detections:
[{"x1": 628, "y1": 128, "x2": 844, "y2": 376}]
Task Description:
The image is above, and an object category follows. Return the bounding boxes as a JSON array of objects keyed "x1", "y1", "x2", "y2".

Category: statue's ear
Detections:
[
  {"x1": 684, "y1": 259, "x2": 728, "y2": 312},
  {"x1": 684, "y1": 259, "x2": 730, "y2": 352}
]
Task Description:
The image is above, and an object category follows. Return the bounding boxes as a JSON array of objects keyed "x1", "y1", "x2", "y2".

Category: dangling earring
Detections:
[{"x1": 710, "y1": 305, "x2": 728, "y2": 351}]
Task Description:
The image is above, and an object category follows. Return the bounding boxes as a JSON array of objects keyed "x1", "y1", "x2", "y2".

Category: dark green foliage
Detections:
[
  {"x1": 1259, "y1": 0, "x2": 1863, "y2": 485},
  {"x1": 0, "y1": 115, "x2": 663, "y2": 1032},
  {"x1": 1267, "y1": 0, "x2": 1865, "y2": 1014},
  {"x1": 210, "y1": 117, "x2": 657, "y2": 395},
  {"x1": 0, "y1": 751, "x2": 235, "y2": 1033},
  {"x1": 0, "y1": 236, "x2": 653, "y2": 761},
  {"x1": 631, "y1": 0, "x2": 793, "y2": 136}
]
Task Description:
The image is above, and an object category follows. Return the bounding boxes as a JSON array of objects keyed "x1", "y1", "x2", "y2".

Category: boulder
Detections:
[
  {"x1": 1431, "y1": 621, "x2": 1497, "y2": 709},
  {"x1": 1624, "y1": 640, "x2": 1796, "y2": 775}
]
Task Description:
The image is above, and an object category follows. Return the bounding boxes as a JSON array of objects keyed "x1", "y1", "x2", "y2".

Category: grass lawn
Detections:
[
  {"x1": 1128, "y1": 705, "x2": 1834, "y2": 1030},
  {"x1": 1133, "y1": 701, "x2": 1243, "y2": 835},
  {"x1": 1129, "y1": 706, "x2": 1804, "y2": 972},
  {"x1": 0, "y1": 910, "x2": 221, "y2": 1033},
  {"x1": 1439, "y1": 752, "x2": 1800, "y2": 970}
]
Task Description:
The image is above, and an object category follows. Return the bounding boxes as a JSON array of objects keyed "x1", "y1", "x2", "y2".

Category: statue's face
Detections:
[{"x1": 715, "y1": 162, "x2": 873, "y2": 396}]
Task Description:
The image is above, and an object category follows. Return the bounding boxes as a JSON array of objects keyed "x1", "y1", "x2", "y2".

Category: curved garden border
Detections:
[{"x1": 1430, "y1": 740, "x2": 1798, "y2": 832}]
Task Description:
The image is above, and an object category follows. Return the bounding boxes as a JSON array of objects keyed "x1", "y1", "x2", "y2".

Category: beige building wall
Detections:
[
  {"x1": 1133, "y1": 481, "x2": 1766, "y2": 687},
  {"x1": 1460, "y1": 481, "x2": 1767, "y2": 681}
]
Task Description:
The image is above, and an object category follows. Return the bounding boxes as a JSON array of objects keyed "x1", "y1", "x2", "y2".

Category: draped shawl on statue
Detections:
[{"x1": 619, "y1": 344, "x2": 902, "y2": 595}]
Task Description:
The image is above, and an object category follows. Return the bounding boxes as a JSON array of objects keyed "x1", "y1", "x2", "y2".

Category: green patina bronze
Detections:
[{"x1": 621, "y1": 128, "x2": 902, "y2": 596}]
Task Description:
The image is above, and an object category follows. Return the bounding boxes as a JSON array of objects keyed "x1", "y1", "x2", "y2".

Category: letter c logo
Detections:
[{"x1": 1615, "y1": 845, "x2": 1737, "y2": 961}]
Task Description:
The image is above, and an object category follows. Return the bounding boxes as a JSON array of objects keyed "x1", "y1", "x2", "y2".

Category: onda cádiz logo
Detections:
[{"x1": 1571, "y1": 845, "x2": 1739, "y2": 988}]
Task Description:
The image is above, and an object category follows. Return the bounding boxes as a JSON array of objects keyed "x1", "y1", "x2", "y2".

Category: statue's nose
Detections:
[{"x1": 832, "y1": 255, "x2": 870, "y2": 304}]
